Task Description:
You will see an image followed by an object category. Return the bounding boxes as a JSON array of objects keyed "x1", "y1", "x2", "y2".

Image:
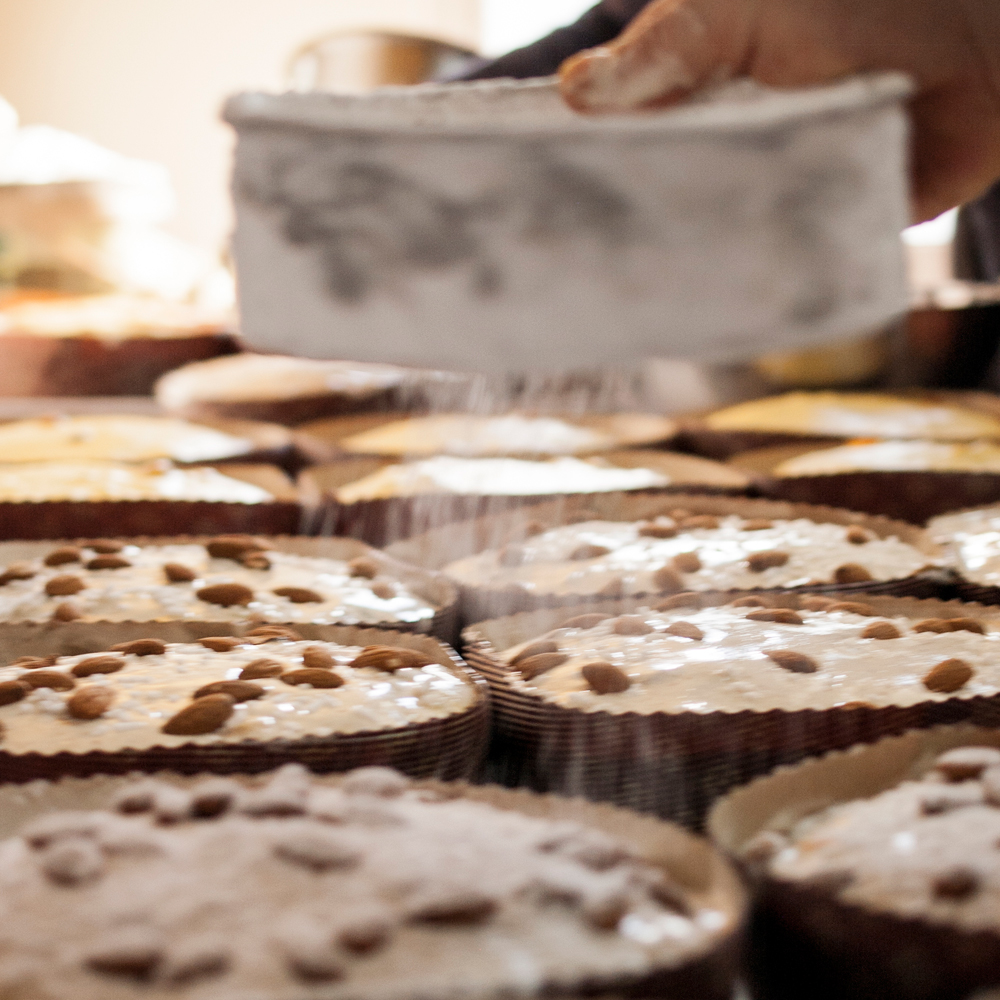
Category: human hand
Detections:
[{"x1": 559, "y1": 0, "x2": 1000, "y2": 221}]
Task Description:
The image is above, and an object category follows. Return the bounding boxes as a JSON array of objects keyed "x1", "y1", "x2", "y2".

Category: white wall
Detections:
[{"x1": 0, "y1": 0, "x2": 478, "y2": 254}]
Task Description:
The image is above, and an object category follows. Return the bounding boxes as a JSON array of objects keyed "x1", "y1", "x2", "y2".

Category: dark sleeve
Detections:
[
  {"x1": 955, "y1": 182, "x2": 1000, "y2": 282},
  {"x1": 453, "y1": 0, "x2": 651, "y2": 81}
]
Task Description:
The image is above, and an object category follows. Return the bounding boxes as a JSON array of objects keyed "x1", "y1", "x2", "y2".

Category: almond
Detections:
[
  {"x1": 948, "y1": 617, "x2": 985, "y2": 634},
  {"x1": 581, "y1": 661, "x2": 630, "y2": 694},
  {"x1": 923, "y1": 658, "x2": 974, "y2": 693},
  {"x1": 241, "y1": 552, "x2": 271, "y2": 570},
  {"x1": 51, "y1": 601, "x2": 81, "y2": 622},
  {"x1": 89, "y1": 540, "x2": 124, "y2": 554},
  {"x1": 0, "y1": 680, "x2": 29, "y2": 705},
  {"x1": 524, "y1": 520, "x2": 547, "y2": 537},
  {"x1": 518, "y1": 652, "x2": 568, "y2": 679},
  {"x1": 510, "y1": 640, "x2": 559, "y2": 664},
  {"x1": 245, "y1": 625, "x2": 301, "y2": 641},
  {"x1": 557, "y1": 613, "x2": 610, "y2": 630},
  {"x1": 371, "y1": 582, "x2": 396, "y2": 600},
  {"x1": 282, "y1": 668, "x2": 346, "y2": 688},
  {"x1": 273, "y1": 586, "x2": 322, "y2": 604},
  {"x1": 933, "y1": 867, "x2": 980, "y2": 900},
  {"x1": 672, "y1": 552, "x2": 701, "y2": 573},
  {"x1": 846, "y1": 526, "x2": 871, "y2": 545},
  {"x1": 205, "y1": 535, "x2": 270, "y2": 560},
  {"x1": 71, "y1": 655, "x2": 125, "y2": 678},
  {"x1": 86, "y1": 555, "x2": 131, "y2": 570},
  {"x1": 934, "y1": 747, "x2": 1000, "y2": 781},
  {"x1": 163, "y1": 562, "x2": 197, "y2": 583},
  {"x1": 747, "y1": 608, "x2": 803, "y2": 625},
  {"x1": 68, "y1": 686, "x2": 115, "y2": 720},
  {"x1": 834, "y1": 563, "x2": 873, "y2": 584},
  {"x1": 596, "y1": 576, "x2": 625, "y2": 599},
  {"x1": 861, "y1": 621, "x2": 901, "y2": 640},
  {"x1": 408, "y1": 888, "x2": 497, "y2": 924},
  {"x1": 239, "y1": 658, "x2": 285, "y2": 679},
  {"x1": 680, "y1": 515, "x2": 719, "y2": 530},
  {"x1": 638, "y1": 521, "x2": 677, "y2": 539},
  {"x1": 743, "y1": 519, "x2": 773, "y2": 531},
  {"x1": 800, "y1": 596, "x2": 836, "y2": 611},
  {"x1": 767, "y1": 650, "x2": 819, "y2": 673},
  {"x1": 162, "y1": 694, "x2": 235, "y2": 735},
  {"x1": 111, "y1": 639, "x2": 166, "y2": 656},
  {"x1": 302, "y1": 646, "x2": 335, "y2": 670},
  {"x1": 347, "y1": 556, "x2": 379, "y2": 579},
  {"x1": 612, "y1": 615, "x2": 654, "y2": 636},
  {"x1": 665, "y1": 621, "x2": 703, "y2": 640},
  {"x1": 194, "y1": 680, "x2": 265, "y2": 701},
  {"x1": 11, "y1": 655, "x2": 56, "y2": 669},
  {"x1": 652, "y1": 565, "x2": 684, "y2": 593},
  {"x1": 44, "y1": 546, "x2": 82, "y2": 567},
  {"x1": 828, "y1": 601, "x2": 876, "y2": 616},
  {"x1": 199, "y1": 636, "x2": 240, "y2": 652},
  {"x1": 351, "y1": 646, "x2": 431, "y2": 672},
  {"x1": 45, "y1": 574, "x2": 85, "y2": 597},
  {"x1": 913, "y1": 618, "x2": 952, "y2": 634},
  {"x1": 570, "y1": 543, "x2": 611, "y2": 561},
  {"x1": 22, "y1": 670, "x2": 75, "y2": 691},
  {"x1": 653, "y1": 592, "x2": 701, "y2": 611},
  {"x1": 0, "y1": 562, "x2": 36, "y2": 585},
  {"x1": 668, "y1": 508, "x2": 691, "y2": 520},
  {"x1": 730, "y1": 596, "x2": 769, "y2": 608},
  {"x1": 746, "y1": 551, "x2": 790, "y2": 573},
  {"x1": 196, "y1": 583, "x2": 254, "y2": 607}
]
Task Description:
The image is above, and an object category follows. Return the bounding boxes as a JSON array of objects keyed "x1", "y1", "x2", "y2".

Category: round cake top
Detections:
[
  {"x1": 156, "y1": 354, "x2": 407, "y2": 407},
  {"x1": 0, "y1": 538, "x2": 438, "y2": 626},
  {"x1": 498, "y1": 599, "x2": 996, "y2": 714},
  {"x1": 0, "y1": 765, "x2": 729, "y2": 999},
  {"x1": 753, "y1": 744, "x2": 1000, "y2": 934},
  {"x1": 0, "y1": 461, "x2": 274, "y2": 504},
  {"x1": 774, "y1": 439, "x2": 1000, "y2": 477},
  {"x1": 443, "y1": 513, "x2": 929, "y2": 597},
  {"x1": 0, "y1": 631, "x2": 475, "y2": 753},
  {"x1": 929, "y1": 506, "x2": 1000, "y2": 587},
  {"x1": 0, "y1": 415, "x2": 254, "y2": 464},
  {"x1": 705, "y1": 392, "x2": 1000, "y2": 440}
]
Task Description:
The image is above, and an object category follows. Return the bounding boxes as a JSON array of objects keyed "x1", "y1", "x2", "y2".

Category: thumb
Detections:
[{"x1": 559, "y1": 0, "x2": 751, "y2": 112}]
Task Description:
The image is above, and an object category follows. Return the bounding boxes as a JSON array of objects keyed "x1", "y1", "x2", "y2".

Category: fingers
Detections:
[{"x1": 559, "y1": 0, "x2": 755, "y2": 112}]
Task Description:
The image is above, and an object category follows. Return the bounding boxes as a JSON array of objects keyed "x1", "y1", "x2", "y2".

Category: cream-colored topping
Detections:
[
  {"x1": 928, "y1": 506, "x2": 1000, "y2": 587},
  {"x1": 500, "y1": 605, "x2": 999, "y2": 714},
  {"x1": 0, "y1": 640, "x2": 474, "y2": 753},
  {"x1": 335, "y1": 456, "x2": 670, "y2": 503},
  {"x1": 0, "y1": 415, "x2": 252, "y2": 464},
  {"x1": 444, "y1": 517, "x2": 929, "y2": 596},
  {"x1": 0, "y1": 461, "x2": 273, "y2": 503},
  {"x1": 768, "y1": 762, "x2": 1000, "y2": 932},
  {"x1": 0, "y1": 294, "x2": 231, "y2": 340},
  {"x1": 706, "y1": 392, "x2": 1000, "y2": 440},
  {"x1": 0, "y1": 543, "x2": 436, "y2": 625},
  {"x1": 775, "y1": 440, "x2": 1000, "y2": 477},
  {"x1": 0, "y1": 767, "x2": 722, "y2": 1000},
  {"x1": 156, "y1": 354, "x2": 406, "y2": 407},
  {"x1": 340, "y1": 414, "x2": 617, "y2": 457}
]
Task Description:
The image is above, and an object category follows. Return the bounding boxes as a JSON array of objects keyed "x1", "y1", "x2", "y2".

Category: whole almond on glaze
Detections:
[
  {"x1": 111, "y1": 639, "x2": 166, "y2": 656},
  {"x1": 302, "y1": 646, "x2": 335, "y2": 670},
  {"x1": 767, "y1": 650, "x2": 819, "y2": 674},
  {"x1": 281, "y1": 668, "x2": 345, "y2": 688},
  {"x1": 654, "y1": 592, "x2": 701, "y2": 611},
  {"x1": 246, "y1": 625, "x2": 302, "y2": 641},
  {"x1": 652, "y1": 565, "x2": 683, "y2": 593},
  {"x1": 510, "y1": 640, "x2": 559, "y2": 664},
  {"x1": 45, "y1": 575, "x2": 85, "y2": 597},
  {"x1": 22, "y1": 670, "x2": 75, "y2": 691},
  {"x1": 0, "y1": 680, "x2": 29, "y2": 705},
  {"x1": 914, "y1": 618, "x2": 952, "y2": 634},
  {"x1": 518, "y1": 652, "x2": 568, "y2": 679},
  {"x1": 800, "y1": 596, "x2": 836, "y2": 611},
  {"x1": 0, "y1": 561, "x2": 36, "y2": 585},
  {"x1": 557, "y1": 613, "x2": 610, "y2": 630},
  {"x1": 164, "y1": 563, "x2": 197, "y2": 583},
  {"x1": 923, "y1": 658, "x2": 974, "y2": 693},
  {"x1": 351, "y1": 646, "x2": 431, "y2": 672},
  {"x1": 239, "y1": 658, "x2": 284, "y2": 679},
  {"x1": 638, "y1": 521, "x2": 677, "y2": 539},
  {"x1": 12, "y1": 656, "x2": 56, "y2": 669},
  {"x1": 44, "y1": 547, "x2": 81, "y2": 567},
  {"x1": 934, "y1": 747, "x2": 1000, "y2": 781},
  {"x1": 948, "y1": 617, "x2": 985, "y2": 634},
  {"x1": 196, "y1": 583, "x2": 254, "y2": 607},
  {"x1": 347, "y1": 556, "x2": 379, "y2": 579},
  {"x1": 206, "y1": 535, "x2": 270, "y2": 560},
  {"x1": 846, "y1": 526, "x2": 871, "y2": 545},
  {"x1": 162, "y1": 694, "x2": 235, "y2": 735},
  {"x1": 828, "y1": 602, "x2": 876, "y2": 616},
  {"x1": 672, "y1": 552, "x2": 701, "y2": 574},
  {"x1": 680, "y1": 515, "x2": 719, "y2": 530},
  {"x1": 730, "y1": 596, "x2": 769, "y2": 608},
  {"x1": 746, "y1": 551, "x2": 790, "y2": 573},
  {"x1": 834, "y1": 563, "x2": 874, "y2": 584},
  {"x1": 596, "y1": 576, "x2": 624, "y2": 599},
  {"x1": 861, "y1": 621, "x2": 901, "y2": 640},
  {"x1": 747, "y1": 609, "x2": 803, "y2": 625},
  {"x1": 199, "y1": 636, "x2": 240, "y2": 652},
  {"x1": 570, "y1": 543, "x2": 612, "y2": 561},
  {"x1": 241, "y1": 552, "x2": 271, "y2": 570},
  {"x1": 371, "y1": 582, "x2": 396, "y2": 600},
  {"x1": 51, "y1": 602, "x2": 81, "y2": 622},
  {"x1": 273, "y1": 586, "x2": 322, "y2": 604},
  {"x1": 86, "y1": 555, "x2": 131, "y2": 570},
  {"x1": 68, "y1": 686, "x2": 115, "y2": 720},
  {"x1": 581, "y1": 662, "x2": 630, "y2": 694},
  {"x1": 743, "y1": 519, "x2": 773, "y2": 531},
  {"x1": 89, "y1": 540, "x2": 124, "y2": 554},
  {"x1": 665, "y1": 621, "x2": 704, "y2": 640},
  {"x1": 194, "y1": 680, "x2": 265, "y2": 701},
  {"x1": 71, "y1": 656, "x2": 125, "y2": 678},
  {"x1": 612, "y1": 615, "x2": 654, "y2": 635}
]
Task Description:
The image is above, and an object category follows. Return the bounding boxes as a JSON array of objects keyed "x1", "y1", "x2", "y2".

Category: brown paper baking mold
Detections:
[
  {"x1": 464, "y1": 594, "x2": 1000, "y2": 830},
  {"x1": 301, "y1": 450, "x2": 750, "y2": 546},
  {"x1": 0, "y1": 623, "x2": 489, "y2": 785},
  {"x1": 385, "y1": 492, "x2": 947, "y2": 627},
  {"x1": 0, "y1": 535, "x2": 459, "y2": 643},
  {"x1": 708, "y1": 724, "x2": 1000, "y2": 1000},
  {"x1": 0, "y1": 770, "x2": 745, "y2": 1000}
]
